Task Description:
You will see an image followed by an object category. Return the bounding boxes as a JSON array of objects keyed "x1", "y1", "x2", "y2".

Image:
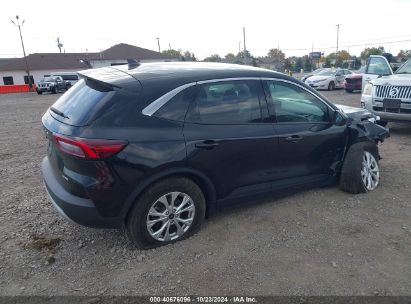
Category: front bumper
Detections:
[
  {"x1": 361, "y1": 96, "x2": 411, "y2": 122},
  {"x1": 308, "y1": 82, "x2": 328, "y2": 89},
  {"x1": 42, "y1": 157, "x2": 122, "y2": 228},
  {"x1": 370, "y1": 111, "x2": 411, "y2": 122},
  {"x1": 37, "y1": 87, "x2": 53, "y2": 92}
]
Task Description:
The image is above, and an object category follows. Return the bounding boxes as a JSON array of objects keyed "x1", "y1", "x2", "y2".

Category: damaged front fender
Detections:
[{"x1": 347, "y1": 119, "x2": 390, "y2": 144}]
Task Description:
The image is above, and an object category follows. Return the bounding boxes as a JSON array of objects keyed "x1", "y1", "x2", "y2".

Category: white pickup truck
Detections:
[{"x1": 361, "y1": 55, "x2": 411, "y2": 126}]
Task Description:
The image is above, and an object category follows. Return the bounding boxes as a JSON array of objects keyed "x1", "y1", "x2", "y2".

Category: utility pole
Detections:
[
  {"x1": 311, "y1": 43, "x2": 314, "y2": 71},
  {"x1": 277, "y1": 43, "x2": 280, "y2": 71},
  {"x1": 11, "y1": 15, "x2": 33, "y2": 91},
  {"x1": 239, "y1": 41, "x2": 241, "y2": 54},
  {"x1": 156, "y1": 38, "x2": 161, "y2": 53},
  {"x1": 243, "y1": 27, "x2": 247, "y2": 65},
  {"x1": 56, "y1": 37, "x2": 63, "y2": 53},
  {"x1": 336, "y1": 24, "x2": 341, "y2": 54}
]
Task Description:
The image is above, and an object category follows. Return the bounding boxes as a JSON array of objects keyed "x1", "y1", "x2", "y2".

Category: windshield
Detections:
[
  {"x1": 312, "y1": 68, "x2": 324, "y2": 75},
  {"x1": 317, "y1": 70, "x2": 335, "y2": 76},
  {"x1": 395, "y1": 59, "x2": 411, "y2": 74},
  {"x1": 42, "y1": 77, "x2": 56, "y2": 82}
]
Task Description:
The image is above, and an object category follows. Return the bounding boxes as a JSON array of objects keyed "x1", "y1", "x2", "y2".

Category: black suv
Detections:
[
  {"x1": 36, "y1": 76, "x2": 70, "y2": 94},
  {"x1": 41, "y1": 62, "x2": 389, "y2": 248}
]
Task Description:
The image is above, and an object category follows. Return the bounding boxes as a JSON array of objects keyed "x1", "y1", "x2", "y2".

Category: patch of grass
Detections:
[{"x1": 24, "y1": 235, "x2": 62, "y2": 251}]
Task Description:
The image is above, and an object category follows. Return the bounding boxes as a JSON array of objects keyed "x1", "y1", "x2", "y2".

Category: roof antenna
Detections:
[{"x1": 127, "y1": 58, "x2": 140, "y2": 69}]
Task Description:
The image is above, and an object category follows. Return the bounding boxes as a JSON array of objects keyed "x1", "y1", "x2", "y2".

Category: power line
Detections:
[{"x1": 248, "y1": 38, "x2": 411, "y2": 52}]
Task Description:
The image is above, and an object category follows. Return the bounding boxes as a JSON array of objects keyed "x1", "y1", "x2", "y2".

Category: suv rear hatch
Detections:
[{"x1": 42, "y1": 67, "x2": 141, "y2": 198}]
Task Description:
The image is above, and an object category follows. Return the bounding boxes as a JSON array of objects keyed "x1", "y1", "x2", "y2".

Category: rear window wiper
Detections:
[{"x1": 50, "y1": 107, "x2": 69, "y2": 119}]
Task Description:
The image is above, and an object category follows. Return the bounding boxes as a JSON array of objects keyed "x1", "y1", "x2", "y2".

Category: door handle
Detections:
[
  {"x1": 285, "y1": 135, "x2": 303, "y2": 142},
  {"x1": 195, "y1": 141, "x2": 219, "y2": 150}
]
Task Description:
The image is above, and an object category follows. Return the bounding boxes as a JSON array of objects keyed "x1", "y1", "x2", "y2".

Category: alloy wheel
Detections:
[
  {"x1": 146, "y1": 192, "x2": 195, "y2": 242},
  {"x1": 361, "y1": 151, "x2": 379, "y2": 191}
]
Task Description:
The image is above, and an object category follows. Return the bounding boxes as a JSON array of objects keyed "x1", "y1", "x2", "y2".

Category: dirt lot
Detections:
[{"x1": 0, "y1": 89, "x2": 410, "y2": 296}]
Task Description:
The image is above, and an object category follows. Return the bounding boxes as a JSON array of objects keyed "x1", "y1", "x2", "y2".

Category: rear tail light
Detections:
[{"x1": 53, "y1": 134, "x2": 127, "y2": 159}]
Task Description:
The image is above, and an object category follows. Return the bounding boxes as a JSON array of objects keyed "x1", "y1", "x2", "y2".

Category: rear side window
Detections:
[
  {"x1": 186, "y1": 80, "x2": 262, "y2": 124},
  {"x1": 50, "y1": 79, "x2": 114, "y2": 126},
  {"x1": 154, "y1": 86, "x2": 197, "y2": 122}
]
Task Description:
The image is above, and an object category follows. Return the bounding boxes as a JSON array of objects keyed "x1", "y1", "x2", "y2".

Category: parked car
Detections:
[
  {"x1": 300, "y1": 68, "x2": 325, "y2": 82},
  {"x1": 344, "y1": 66, "x2": 365, "y2": 93},
  {"x1": 36, "y1": 76, "x2": 69, "y2": 94},
  {"x1": 41, "y1": 62, "x2": 388, "y2": 248},
  {"x1": 361, "y1": 56, "x2": 411, "y2": 126},
  {"x1": 305, "y1": 68, "x2": 352, "y2": 90},
  {"x1": 50, "y1": 72, "x2": 80, "y2": 87}
]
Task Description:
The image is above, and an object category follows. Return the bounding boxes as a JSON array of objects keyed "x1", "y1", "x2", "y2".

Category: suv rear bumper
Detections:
[{"x1": 42, "y1": 157, "x2": 122, "y2": 228}]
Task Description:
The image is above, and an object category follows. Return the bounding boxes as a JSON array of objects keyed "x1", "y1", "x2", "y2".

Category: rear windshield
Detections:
[{"x1": 50, "y1": 79, "x2": 114, "y2": 126}]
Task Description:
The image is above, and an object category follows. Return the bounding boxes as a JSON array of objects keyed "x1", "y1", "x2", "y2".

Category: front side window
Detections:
[
  {"x1": 367, "y1": 57, "x2": 391, "y2": 75},
  {"x1": 187, "y1": 80, "x2": 262, "y2": 124},
  {"x1": 395, "y1": 59, "x2": 411, "y2": 75},
  {"x1": 264, "y1": 80, "x2": 329, "y2": 123}
]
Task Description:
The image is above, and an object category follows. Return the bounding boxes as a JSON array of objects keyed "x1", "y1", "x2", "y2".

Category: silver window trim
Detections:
[
  {"x1": 141, "y1": 82, "x2": 196, "y2": 116},
  {"x1": 141, "y1": 77, "x2": 335, "y2": 116}
]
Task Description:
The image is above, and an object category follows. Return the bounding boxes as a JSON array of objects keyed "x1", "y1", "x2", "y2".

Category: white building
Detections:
[{"x1": 0, "y1": 43, "x2": 175, "y2": 86}]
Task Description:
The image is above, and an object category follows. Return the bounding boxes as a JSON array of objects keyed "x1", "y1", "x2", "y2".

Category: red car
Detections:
[{"x1": 344, "y1": 67, "x2": 365, "y2": 93}]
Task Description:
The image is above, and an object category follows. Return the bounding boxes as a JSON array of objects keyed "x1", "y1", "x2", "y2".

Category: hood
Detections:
[
  {"x1": 306, "y1": 75, "x2": 331, "y2": 82},
  {"x1": 335, "y1": 104, "x2": 365, "y2": 114},
  {"x1": 371, "y1": 74, "x2": 411, "y2": 86},
  {"x1": 345, "y1": 73, "x2": 362, "y2": 79},
  {"x1": 335, "y1": 104, "x2": 377, "y2": 122}
]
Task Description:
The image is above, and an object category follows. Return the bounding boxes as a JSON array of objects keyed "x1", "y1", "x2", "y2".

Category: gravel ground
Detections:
[{"x1": 0, "y1": 89, "x2": 410, "y2": 296}]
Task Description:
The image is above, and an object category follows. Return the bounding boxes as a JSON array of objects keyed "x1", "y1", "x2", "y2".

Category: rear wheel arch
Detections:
[{"x1": 122, "y1": 168, "x2": 217, "y2": 220}]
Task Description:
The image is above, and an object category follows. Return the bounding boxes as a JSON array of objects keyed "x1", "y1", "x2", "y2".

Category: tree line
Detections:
[{"x1": 161, "y1": 47, "x2": 411, "y2": 72}]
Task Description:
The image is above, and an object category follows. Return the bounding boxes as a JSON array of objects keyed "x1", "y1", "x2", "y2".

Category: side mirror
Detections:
[{"x1": 333, "y1": 110, "x2": 348, "y2": 126}]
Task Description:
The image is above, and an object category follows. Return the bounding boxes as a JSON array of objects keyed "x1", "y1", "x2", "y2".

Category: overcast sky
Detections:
[{"x1": 1, "y1": 0, "x2": 410, "y2": 60}]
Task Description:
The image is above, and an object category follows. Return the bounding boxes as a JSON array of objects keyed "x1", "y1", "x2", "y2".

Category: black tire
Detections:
[
  {"x1": 345, "y1": 89, "x2": 353, "y2": 93},
  {"x1": 328, "y1": 82, "x2": 335, "y2": 91},
  {"x1": 126, "y1": 177, "x2": 206, "y2": 249},
  {"x1": 37, "y1": 91, "x2": 42, "y2": 95},
  {"x1": 339, "y1": 141, "x2": 379, "y2": 194},
  {"x1": 377, "y1": 120, "x2": 388, "y2": 127},
  {"x1": 52, "y1": 87, "x2": 57, "y2": 94}
]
